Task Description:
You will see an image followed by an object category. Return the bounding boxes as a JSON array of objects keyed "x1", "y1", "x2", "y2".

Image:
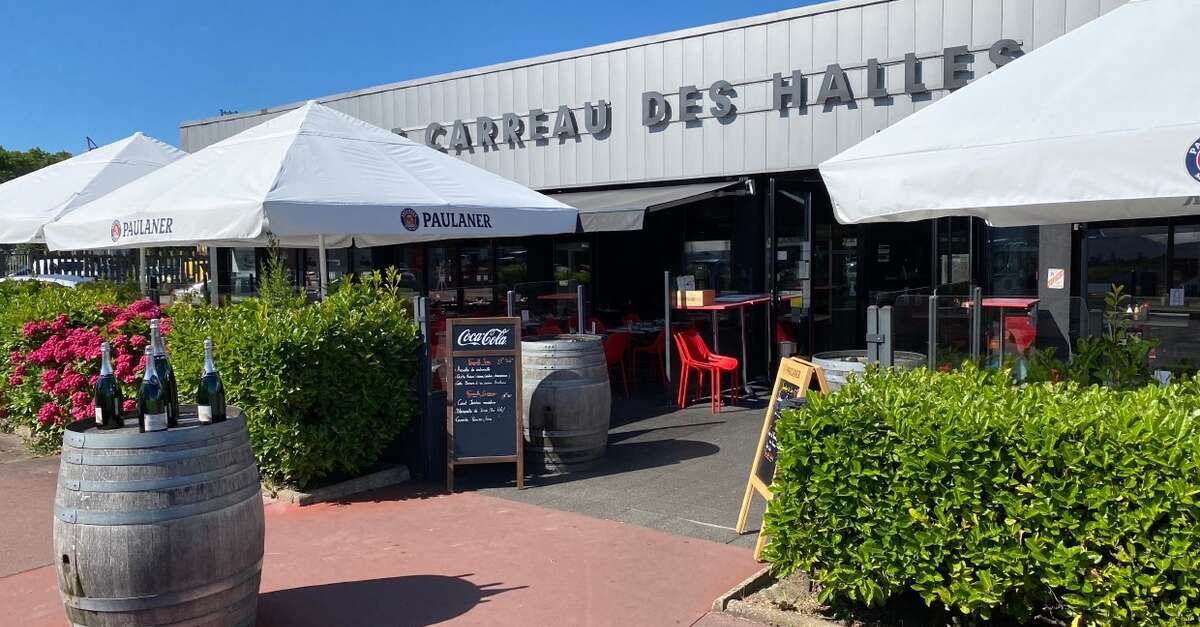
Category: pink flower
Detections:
[
  {"x1": 40, "y1": 369, "x2": 60, "y2": 393},
  {"x1": 49, "y1": 314, "x2": 67, "y2": 332},
  {"x1": 99, "y1": 304, "x2": 123, "y2": 317},
  {"x1": 130, "y1": 335, "x2": 148, "y2": 349},
  {"x1": 21, "y1": 320, "x2": 48, "y2": 338},
  {"x1": 7, "y1": 372, "x2": 22, "y2": 387},
  {"x1": 8, "y1": 351, "x2": 21, "y2": 365},
  {"x1": 36, "y1": 403, "x2": 64, "y2": 425},
  {"x1": 121, "y1": 399, "x2": 136, "y2": 412}
]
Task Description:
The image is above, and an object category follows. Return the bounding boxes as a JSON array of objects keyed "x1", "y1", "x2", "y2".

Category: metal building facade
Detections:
[{"x1": 180, "y1": 0, "x2": 1125, "y2": 190}]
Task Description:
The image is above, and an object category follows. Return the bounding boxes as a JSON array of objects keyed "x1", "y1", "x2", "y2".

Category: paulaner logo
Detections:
[
  {"x1": 1187, "y1": 137, "x2": 1200, "y2": 183},
  {"x1": 423, "y1": 211, "x2": 493, "y2": 229},
  {"x1": 111, "y1": 217, "x2": 175, "y2": 240},
  {"x1": 401, "y1": 208, "x2": 420, "y2": 232},
  {"x1": 457, "y1": 328, "x2": 509, "y2": 347}
]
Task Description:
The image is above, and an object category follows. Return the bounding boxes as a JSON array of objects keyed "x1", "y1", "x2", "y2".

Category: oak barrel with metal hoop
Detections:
[
  {"x1": 522, "y1": 334, "x2": 612, "y2": 473},
  {"x1": 53, "y1": 406, "x2": 263, "y2": 626}
]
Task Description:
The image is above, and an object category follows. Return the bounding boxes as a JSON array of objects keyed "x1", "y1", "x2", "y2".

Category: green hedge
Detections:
[
  {"x1": 0, "y1": 280, "x2": 141, "y2": 338},
  {"x1": 167, "y1": 272, "x2": 420, "y2": 489},
  {"x1": 764, "y1": 365, "x2": 1200, "y2": 625}
]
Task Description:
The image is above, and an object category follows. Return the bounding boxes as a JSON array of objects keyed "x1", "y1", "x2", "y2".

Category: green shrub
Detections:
[
  {"x1": 0, "y1": 280, "x2": 141, "y2": 338},
  {"x1": 764, "y1": 364, "x2": 1200, "y2": 625},
  {"x1": 166, "y1": 270, "x2": 420, "y2": 488}
]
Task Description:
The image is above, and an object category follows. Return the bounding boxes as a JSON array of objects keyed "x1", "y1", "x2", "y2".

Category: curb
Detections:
[
  {"x1": 711, "y1": 565, "x2": 774, "y2": 611},
  {"x1": 268, "y1": 465, "x2": 410, "y2": 506}
]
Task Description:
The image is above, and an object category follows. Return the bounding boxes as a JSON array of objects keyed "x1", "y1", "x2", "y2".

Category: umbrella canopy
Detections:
[
  {"x1": 0, "y1": 133, "x2": 185, "y2": 244},
  {"x1": 44, "y1": 101, "x2": 577, "y2": 251},
  {"x1": 819, "y1": 0, "x2": 1200, "y2": 227}
]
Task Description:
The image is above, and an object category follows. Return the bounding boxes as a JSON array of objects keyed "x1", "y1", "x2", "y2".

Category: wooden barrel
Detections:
[
  {"x1": 53, "y1": 406, "x2": 263, "y2": 627},
  {"x1": 522, "y1": 334, "x2": 612, "y2": 473}
]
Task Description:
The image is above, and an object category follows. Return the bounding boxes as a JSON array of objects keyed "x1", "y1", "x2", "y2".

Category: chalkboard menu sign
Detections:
[
  {"x1": 755, "y1": 396, "x2": 807, "y2": 489},
  {"x1": 445, "y1": 317, "x2": 524, "y2": 491},
  {"x1": 736, "y1": 357, "x2": 828, "y2": 561}
]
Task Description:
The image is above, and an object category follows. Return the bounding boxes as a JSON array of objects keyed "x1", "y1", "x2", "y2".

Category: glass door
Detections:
[{"x1": 770, "y1": 180, "x2": 811, "y2": 356}]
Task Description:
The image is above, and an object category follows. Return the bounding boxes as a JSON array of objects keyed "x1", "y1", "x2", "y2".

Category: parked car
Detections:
[{"x1": 0, "y1": 274, "x2": 95, "y2": 288}]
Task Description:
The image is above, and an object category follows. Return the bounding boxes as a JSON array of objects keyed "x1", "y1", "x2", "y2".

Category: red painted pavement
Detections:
[{"x1": 0, "y1": 484, "x2": 760, "y2": 626}]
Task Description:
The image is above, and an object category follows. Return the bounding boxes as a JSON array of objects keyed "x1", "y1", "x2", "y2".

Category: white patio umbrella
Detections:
[
  {"x1": 819, "y1": 0, "x2": 1200, "y2": 227},
  {"x1": 44, "y1": 101, "x2": 579, "y2": 299},
  {"x1": 0, "y1": 132, "x2": 185, "y2": 243}
]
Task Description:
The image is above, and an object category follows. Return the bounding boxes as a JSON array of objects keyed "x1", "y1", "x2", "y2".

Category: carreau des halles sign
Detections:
[{"x1": 398, "y1": 39, "x2": 1022, "y2": 152}]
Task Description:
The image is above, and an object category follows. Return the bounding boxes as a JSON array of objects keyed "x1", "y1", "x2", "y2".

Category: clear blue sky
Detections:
[{"x1": 0, "y1": 0, "x2": 818, "y2": 155}]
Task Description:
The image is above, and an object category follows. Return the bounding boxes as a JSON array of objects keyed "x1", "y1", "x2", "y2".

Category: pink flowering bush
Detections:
[{"x1": 0, "y1": 287, "x2": 161, "y2": 454}]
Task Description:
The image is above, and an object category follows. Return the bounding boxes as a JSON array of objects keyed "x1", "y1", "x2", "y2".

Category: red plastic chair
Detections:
[
  {"x1": 681, "y1": 329, "x2": 739, "y2": 412},
  {"x1": 621, "y1": 313, "x2": 641, "y2": 325},
  {"x1": 632, "y1": 329, "x2": 667, "y2": 385},
  {"x1": 603, "y1": 332, "x2": 632, "y2": 397},
  {"x1": 672, "y1": 331, "x2": 712, "y2": 409},
  {"x1": 1004, "y1": 316, "x2": 1037, "y2": 353}
]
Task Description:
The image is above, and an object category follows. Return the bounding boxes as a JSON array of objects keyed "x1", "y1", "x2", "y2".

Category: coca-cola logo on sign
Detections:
[{"x1": 457, "y1": 328, "x2": 510, "y2": 348}]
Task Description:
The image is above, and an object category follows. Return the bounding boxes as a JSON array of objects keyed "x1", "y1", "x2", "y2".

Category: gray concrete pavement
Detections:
[{"x1": 455, "y1": 391, "x2": 772, "y2": 549}]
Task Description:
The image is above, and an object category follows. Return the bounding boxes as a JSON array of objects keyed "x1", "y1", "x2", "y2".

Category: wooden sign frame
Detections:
[
  {"x1": 736, "y1": 356, "x2": 829, "y2": 560},
  {"x1": 445, "y1": 317, "x2": 524, "y2": 492}
]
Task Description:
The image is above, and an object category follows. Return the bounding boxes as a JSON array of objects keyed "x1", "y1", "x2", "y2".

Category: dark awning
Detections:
[{"x1": 549, "y1": 181, "x2": 740, "y2": 232}]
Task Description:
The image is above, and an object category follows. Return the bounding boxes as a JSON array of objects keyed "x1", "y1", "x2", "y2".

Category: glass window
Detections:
[
  {"x1": 1087, "y1": 225, "x2": 1168, "y2": 302},
  {"x1": 325, "y1": 248, "x2": 350, "y2": 286},
  {"x1": 554, "y1": 240, "x2": 591, "y2": 286},
  {"x1": 1172, "y1": 225, "x2": 1200, "y2": 300},
  {"x1": 229, "y1": 247, "x2": 259, "y2": 301},
  {"x1": 496, "y1": 245, "x2": 529, "y2": 290},
  {"x1": 429, "y1": 246, "x2": 454, "y2": 291},
  {"x1": 352, "y1": 246, "x2": 375, "y2": 276},
  {"x1": 394, "y1": 245, "x2": 424, "y2": 293},
  {"x1": 684, "y1": 240, "x2": 731, "y2": 292},
  {"x1": 988, "y1": 226, "x2": 1038, "y2": 296},
  {"x1": 459, "y1": 243, "x2": 493, "y2": 286}
]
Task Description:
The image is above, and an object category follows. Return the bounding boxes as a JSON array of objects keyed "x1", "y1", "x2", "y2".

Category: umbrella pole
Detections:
[
  {"x1": 209, "y1": 245, "x2": 220, "y2": 307},
  {"x1": 138, "y1": 248, "x2": 148, "y2": 295},
  {"x1": 317, "y1": 235, "x2": 328, "y2": 300}
]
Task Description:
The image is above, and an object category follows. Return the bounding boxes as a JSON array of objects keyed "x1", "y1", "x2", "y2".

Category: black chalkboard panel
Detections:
[
  {"x1": 451, "y1": 354, "x2": 517, "y2": 459},
  {"x1": 757, "y1": 396, "x2": 806, "y2": 487}
]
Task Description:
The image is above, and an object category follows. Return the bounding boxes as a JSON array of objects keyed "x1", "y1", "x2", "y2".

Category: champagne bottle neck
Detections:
[
  {"x1": 142, "y1": 347, "x2": 157, "y2": 383},
  {"x1": 99, "y1": 342, "x2": 114, "y2": 377},
  {"x1": 149, "y1": 320, "x2": 165, "y2": 357},
  {"x1": 203, "y1": 341, "x2": 217, "y2": 375}
]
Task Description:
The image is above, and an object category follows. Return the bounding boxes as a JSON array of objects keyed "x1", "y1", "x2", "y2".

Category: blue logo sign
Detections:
[{"x1": 1187, "y1": 138, "x2": 1200, "y2": 183}]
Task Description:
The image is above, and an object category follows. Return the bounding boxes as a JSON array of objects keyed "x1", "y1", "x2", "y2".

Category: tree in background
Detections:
[{"x1": 0, "y1": 146, "x2": 73, "y2": 184}]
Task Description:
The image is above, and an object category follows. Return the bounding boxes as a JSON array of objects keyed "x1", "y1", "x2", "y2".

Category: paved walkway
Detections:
[
  {"x1": 0, "y1": 391, "x2": 773, "y2": 625},
  {"x1": 457, "y1": 393, "x2": 771, "y2": 548},
  {"x1": 0, "y1": 476, "x2": 760, "y2": 626},
  {"x1": 0, "y1": 432, "x2": 59, "y2": 578}
]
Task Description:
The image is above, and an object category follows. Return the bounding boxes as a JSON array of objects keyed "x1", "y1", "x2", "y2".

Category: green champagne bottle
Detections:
[
  {"x1": 137, "y1": 346, "x2": 168, "y2": 433},
  {"x1": 94, "y1": 341, "x2": 123, "y2": 430},
  {"x1": 196, "y1": 338, "x2": 226, "y2": 424},
  {"x1": 149, "y1": 319, "x2": 179, "y2": 427}
]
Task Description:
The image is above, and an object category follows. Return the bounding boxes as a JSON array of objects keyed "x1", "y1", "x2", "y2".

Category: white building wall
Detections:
[{"x1": 180, "y1": 0, "x2": 1123, "y2": 189}]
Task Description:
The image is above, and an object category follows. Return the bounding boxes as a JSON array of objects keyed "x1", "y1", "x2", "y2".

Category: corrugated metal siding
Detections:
[{"x1": 180, "y1": 0, "x2": 1123, "y2": 188}]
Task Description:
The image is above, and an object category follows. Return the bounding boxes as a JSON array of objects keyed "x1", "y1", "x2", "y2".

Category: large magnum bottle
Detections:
[
  {"x1": 94, "y1": 341, "x2": 123, "y2": 430},
  {"x1": 137, "y1": 346, "x2": 168, "y2": 433},
  {"x1": 149, "y1": 319, "x2": 179, "y2": 427},
  {"x1": 196, "y1": 338, "x2": 226, "y2": 424}
]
